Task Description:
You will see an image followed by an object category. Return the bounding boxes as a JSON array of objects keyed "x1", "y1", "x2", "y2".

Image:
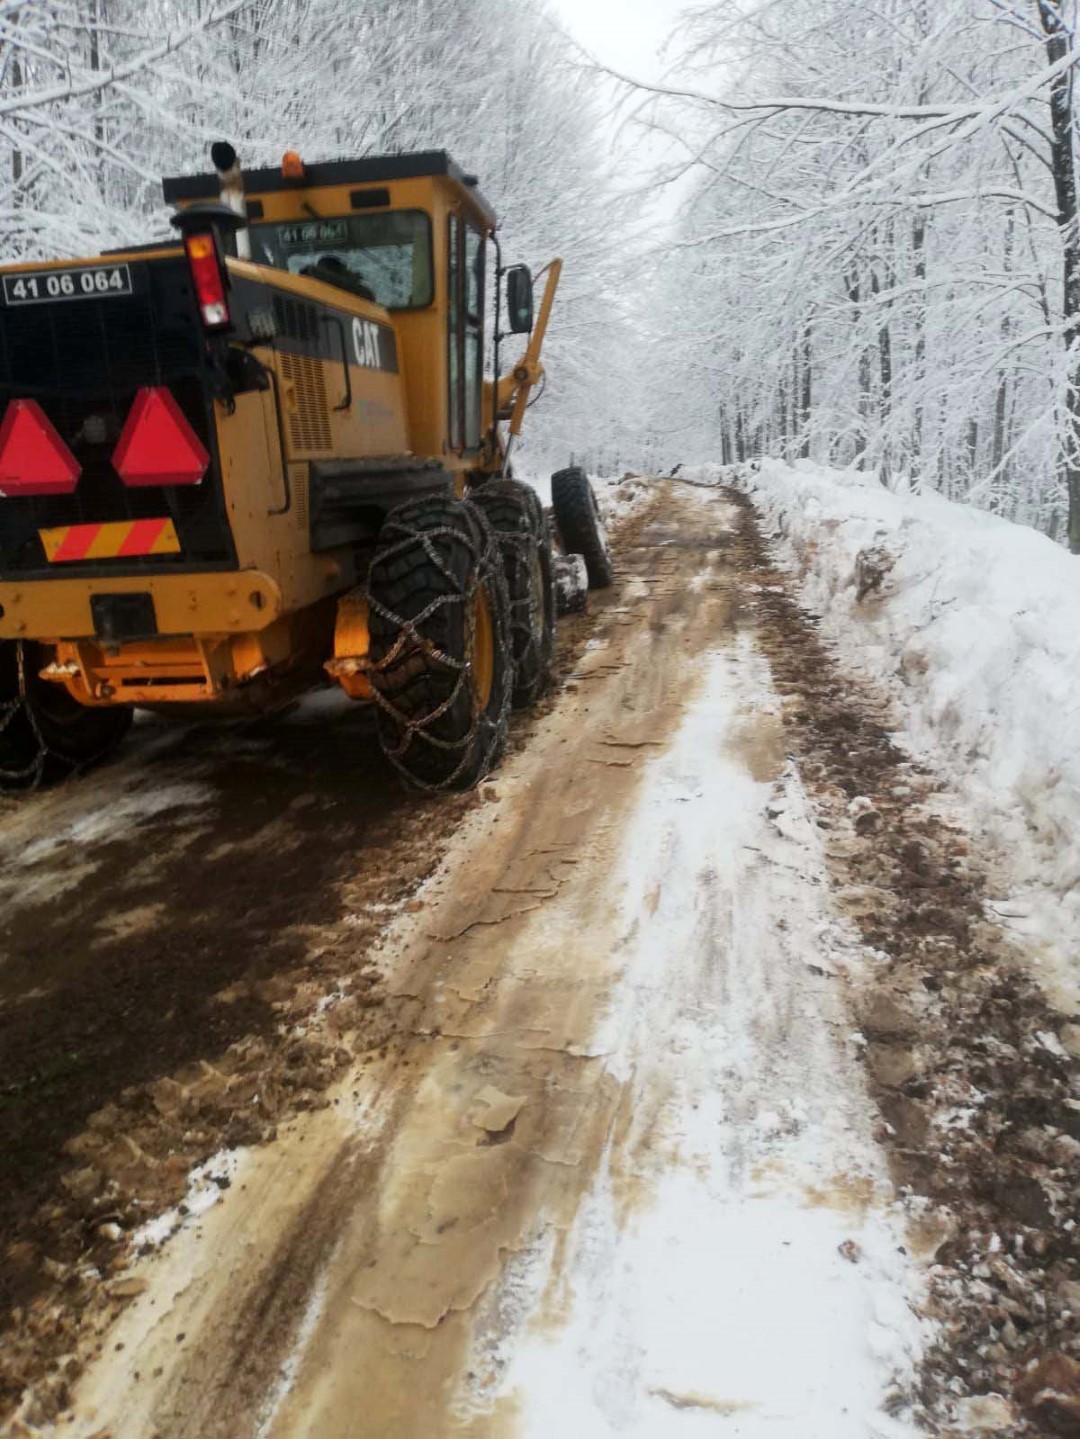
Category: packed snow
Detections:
[{"x1": 495, "y1": 638, "x2": 926, "y2": 1436}]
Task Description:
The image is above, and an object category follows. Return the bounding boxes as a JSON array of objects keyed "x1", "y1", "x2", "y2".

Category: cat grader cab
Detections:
[{"x1": 0, "y1": 145, "x2": 613, "y2": 793}]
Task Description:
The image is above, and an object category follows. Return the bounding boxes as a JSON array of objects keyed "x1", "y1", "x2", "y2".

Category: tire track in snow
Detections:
[
  {"x1": 471, "y1": 635, "x2": 923, "y2": 1439},
  {"x1": 57, "y1": 491, "x2": 742, "y2": 1437}
]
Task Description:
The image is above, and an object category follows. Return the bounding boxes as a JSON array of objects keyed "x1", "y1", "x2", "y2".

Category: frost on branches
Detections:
[
  {"x1": 0, "y1": 0, "x2": 649, "y2": 475},
  {"x1": 642, "y1": 0, "x2": 1080, "y2": 550}
]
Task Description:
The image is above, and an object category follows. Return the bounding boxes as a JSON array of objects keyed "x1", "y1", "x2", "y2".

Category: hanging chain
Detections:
[
  {"x1": 0, "y1": 643, "x2": 48, "y2": 788},
  {"x1": 474, "y1": 486, "x2": 549, "y2": 693},
  {"x1": 1, "y1": 641, "x2": 122, "y2": 792}
]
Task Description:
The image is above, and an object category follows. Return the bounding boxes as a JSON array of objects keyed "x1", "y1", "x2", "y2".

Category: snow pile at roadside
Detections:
[{"x1": 720, "y1": 459, "x2": 1080, "y2": 988}]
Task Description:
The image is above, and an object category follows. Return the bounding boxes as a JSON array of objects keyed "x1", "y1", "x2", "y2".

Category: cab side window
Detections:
[
  {"x1": 464, "y1": 227, "x2": 484, "y2": 451},
  {"x1": 447, "y1": 216, "x2": 486, "y2": 453},
  {"x1": 448, "y1": 219, "x2": 462, "y2": 451}
]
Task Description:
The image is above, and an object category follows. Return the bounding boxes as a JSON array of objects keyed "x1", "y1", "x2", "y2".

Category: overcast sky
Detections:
[
  {"x1": 548, "y1": 0, "x2": 686, "y2": 82},
  {"x1": 548, "y1": 0, "x2": 691, "y2": 228}
]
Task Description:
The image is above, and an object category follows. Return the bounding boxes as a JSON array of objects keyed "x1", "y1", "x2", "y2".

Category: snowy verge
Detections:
[{"x1": 706, "y1": 458, "x2": 1080, "y2": 1003}]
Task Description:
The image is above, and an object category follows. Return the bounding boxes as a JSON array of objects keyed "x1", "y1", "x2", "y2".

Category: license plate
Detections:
[{"x1": 2, "y1": 264, "x2": 133, "y2": 306}]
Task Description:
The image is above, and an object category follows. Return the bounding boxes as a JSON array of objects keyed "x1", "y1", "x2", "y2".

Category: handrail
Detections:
[{"x1": 319, "y1": 314, "x2": 353, "y2": 412}]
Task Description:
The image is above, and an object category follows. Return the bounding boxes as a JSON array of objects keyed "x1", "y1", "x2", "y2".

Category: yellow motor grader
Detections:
[{"x1": 0, "y1": 145, "x2": 613, "y2": 792}]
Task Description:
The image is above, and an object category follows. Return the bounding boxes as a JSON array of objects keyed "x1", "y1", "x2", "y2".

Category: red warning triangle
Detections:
[
  {"x1": 0, "y1": 399, "x2": 81, "y2": 497},
  {"x1": 112, "y1": 386, "x2": 210, "y2": 488}
]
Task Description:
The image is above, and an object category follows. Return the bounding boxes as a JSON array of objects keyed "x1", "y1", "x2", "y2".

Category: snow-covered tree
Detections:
[{"x1": 640, "y1": 0, "x2": 1080, "y2": 547}]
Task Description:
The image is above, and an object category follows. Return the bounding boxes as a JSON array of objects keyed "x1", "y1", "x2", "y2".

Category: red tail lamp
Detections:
[
  {"x1": 184, "y1": 230, "x2": 230, "y2": 330},
  {"x1": 0, "y1": 399, "x2": 81, "y2": 497},
  {"x1": 112, "y1": 386, "x2": 210, "y2": 488}
]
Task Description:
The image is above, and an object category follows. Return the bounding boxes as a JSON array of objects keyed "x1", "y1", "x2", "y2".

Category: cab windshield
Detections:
[{"x1": 248, "y1": 210, "x2": 433, "y2": 310}]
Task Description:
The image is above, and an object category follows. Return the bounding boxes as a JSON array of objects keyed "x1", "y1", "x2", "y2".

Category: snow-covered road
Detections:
[
  {"x1": 6, "y1": 479, "x2": 1074, "y2": 1438},
  {"x1": 493, "y1": 640, "x2": 921, "y2": 1438},
  {"x1": 17, "y1": 489, "x2": 921, "y2": 1439}
]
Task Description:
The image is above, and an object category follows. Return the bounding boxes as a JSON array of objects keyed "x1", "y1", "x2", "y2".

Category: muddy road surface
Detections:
[{"x1": 2, "y1": 482, "x2": 1078, "y2": 1438}]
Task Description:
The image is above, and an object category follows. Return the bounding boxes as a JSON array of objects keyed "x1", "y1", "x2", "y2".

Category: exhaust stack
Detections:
[{"x1": 210, "y1": 141, "x2": 250, "y2": 260}]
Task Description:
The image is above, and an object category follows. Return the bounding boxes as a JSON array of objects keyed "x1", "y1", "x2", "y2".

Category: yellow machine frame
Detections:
[{"x1": 0, "y1": 152, "x2": 560, "y2": 710}]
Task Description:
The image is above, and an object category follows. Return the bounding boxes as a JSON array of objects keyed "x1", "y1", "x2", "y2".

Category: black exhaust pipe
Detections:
[{"x1": 210, "y1": 141, "x2": 250, "y2": 260}]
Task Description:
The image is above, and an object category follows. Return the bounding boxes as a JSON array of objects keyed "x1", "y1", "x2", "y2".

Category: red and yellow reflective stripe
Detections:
[{"x1": 39, "y1": 518, "x2": 180, "y2": 564}]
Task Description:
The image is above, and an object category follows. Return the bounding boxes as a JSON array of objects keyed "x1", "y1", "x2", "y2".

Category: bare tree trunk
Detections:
[
  {"x1": 909, "y1": 34, "x2": 931, "y2": 478},
  {"x1": 799, "y1": 317, "x2": 812, "y2": 459},
  {"x1": 719, "y1": 408, "x2": 732, "y2": 466},
  {"x1": 870, "y1": 258, "x2": 893, "y2": 486},
  {"x1": 89, "y1": 0, "x2": 107, "y2": 199},
  {"x1": 1040, "y1": 0, "x2": 1080, "y2": 552},
  {"x1": 990, "y1": 213, "x2": 1016, "y2": 504},
  {"x1": 991, "y1": 377, "x2": 1012, "y2": 493},
  {"x1": 846, "y1": 268, "x2": 871, "y2": 465},
  {"x1": 10, "y1": 24, "x2": 22, "y2": 194},
  {"x1": 912, "y1": 213, "x2": 927, "y2": 470}
]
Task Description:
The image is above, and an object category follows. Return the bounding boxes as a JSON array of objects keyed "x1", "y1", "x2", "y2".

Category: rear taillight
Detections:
[
  {"x1": 0, "y1": 399, "x2": 81, "y2": 497},
  {"x1": 184, "y1": 230, "x2": 230, "y2": 330},
  {"x1": 112, "y1": 386, "x2": 209, "y2": 488}
]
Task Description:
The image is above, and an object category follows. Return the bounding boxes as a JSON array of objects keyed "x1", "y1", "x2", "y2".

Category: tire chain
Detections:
[
  {"x1": 0, "y1": 641, "x2": 116, "y2": 792},
  {"x1": 478, "y1": 497, "x2": 547, "y2": 695},
  {"x1": 0, "y1": 643, "x2": 53, "y2": 789},
  {"x1": 363, "y1": 510, "x2": 511, "y2": 792},
  {"x1": 505, "y1": 525, "x2": 544, "y2": 674}
]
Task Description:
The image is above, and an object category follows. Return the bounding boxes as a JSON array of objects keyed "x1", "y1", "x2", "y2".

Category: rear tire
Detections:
[
  {"x1": 0, "y1": 641, "x2": 132, "y2": 793},
  {"x1": 470, "y1": 480, "x2": 555, "y2": 709},
  {"x1": 366, "y1": 494, "x2": 512, "y2": 791},
  {"x1": 551, "y1": 466, "x2": 614, "y2": 589}
]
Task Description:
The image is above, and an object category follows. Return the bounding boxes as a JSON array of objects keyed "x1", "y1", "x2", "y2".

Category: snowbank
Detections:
[{"x1": 716, "y1": 459, "x2": 1080, "y2": 996}]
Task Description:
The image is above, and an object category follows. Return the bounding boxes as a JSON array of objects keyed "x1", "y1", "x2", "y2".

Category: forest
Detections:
[{"x1": 4, "y1": 0, "x2": 1080, "y2": 548}]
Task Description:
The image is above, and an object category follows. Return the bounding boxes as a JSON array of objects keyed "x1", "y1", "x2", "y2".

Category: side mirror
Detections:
[{"x1": 505, "y1": 264, "x2": 534, "y2": 334}]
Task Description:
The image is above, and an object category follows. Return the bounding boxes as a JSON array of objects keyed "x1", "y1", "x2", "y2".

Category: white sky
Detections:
[
  {"x1": 548, "y1": 0, "x2": 691, "y2": 229},
  {"x1": 548, "y1": 0, "x2": 686, "y2": 84}
]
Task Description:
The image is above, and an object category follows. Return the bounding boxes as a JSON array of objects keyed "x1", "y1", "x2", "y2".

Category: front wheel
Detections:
[
  {"x1": 0, "y1": 641, "x2": 133, "y2": 792},
  {"x1": 366, "y1": 495, "x2": 512, "y2": 791},
  {"x1": 551, "y1": 466, "x2": 614, "y2": 589}
]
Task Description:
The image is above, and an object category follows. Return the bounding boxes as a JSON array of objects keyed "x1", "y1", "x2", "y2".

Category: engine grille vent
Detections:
[
  {"x1": 278, "y1": 350, "x2": 331, "y2": 453},
  {"x1": 292, "y1": 468, "x2": 310, "y2": 532},
  {"x1": 272, "y1": 295, "x2": 319, "y2": 345}
]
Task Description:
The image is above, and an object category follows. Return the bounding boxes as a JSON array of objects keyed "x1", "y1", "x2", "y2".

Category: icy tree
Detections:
[
  {"x1": 0, "y1": 1, "x2": 258, "y2": 257},
  {"x1": 640, "y1": 0, "x2": 1080, "y2": 547}
]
